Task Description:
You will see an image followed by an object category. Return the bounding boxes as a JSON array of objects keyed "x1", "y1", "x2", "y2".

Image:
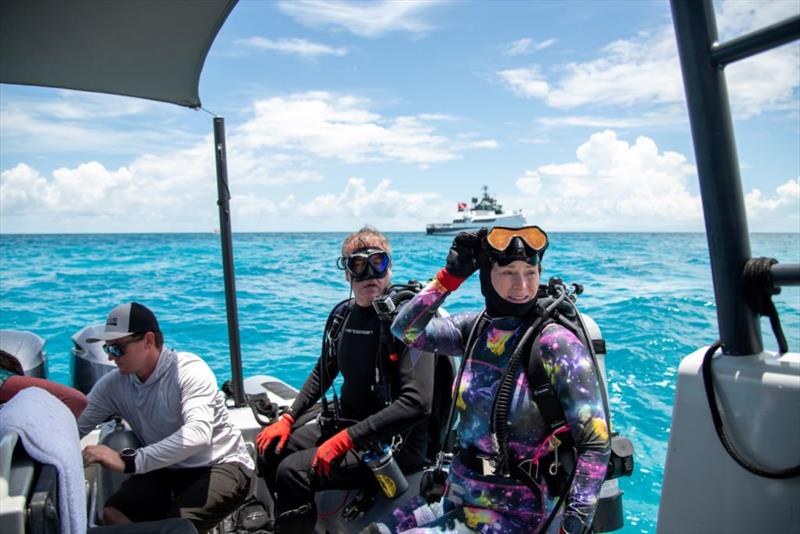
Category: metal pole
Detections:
[
  {"x1": 213, "y1": 117, "x2": 245, "y2": 406},
  {"x1": 711, "y1": 15, "x2": 800, "y2": 67},
  {"x1": 670, "y1": 0, "x2": 761, "y2": 355},
  {"x1": 772, "y1": 264, "x2": 800, "y2": 288}
]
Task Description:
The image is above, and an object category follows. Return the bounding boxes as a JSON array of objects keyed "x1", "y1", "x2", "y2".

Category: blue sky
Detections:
[{"x1": 1, "y1": 0, "x2": 798, "y2": 233}]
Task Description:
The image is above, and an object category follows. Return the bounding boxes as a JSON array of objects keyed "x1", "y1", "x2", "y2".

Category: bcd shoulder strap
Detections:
[
  {"x1": 373, "y1": 284, "x2": 427, "y2": 402},
  {"x1": 435, "y1": 310, "x2": 491, "y2": 457},
  {"x1": 526, "y1": 331, "x2": 572, "y2": 441},
  {"x1": 319, "y1": 298, "x2": 353, "y2": 418},
  {"x1": 327, "y1": 298, "x2": 353, "y2": 345}
]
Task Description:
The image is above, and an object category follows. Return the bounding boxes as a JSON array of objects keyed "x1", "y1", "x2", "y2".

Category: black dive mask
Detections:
[
  {"x1": 485, "y1": 226, "x2": 548, "y2": 266},
  {"x1": 337, "y1": 248, "x2": 391, "y2": 282}
]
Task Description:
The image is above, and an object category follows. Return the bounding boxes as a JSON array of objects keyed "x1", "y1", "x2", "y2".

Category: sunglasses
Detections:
[
  {"x1": 103, "y1": 333, "x2": 145, "y2": 358},
  {"x1": 336, "y1": 248, "x2": 391, "y2": 282},
  {"x1": 486, "y1": 226, "x2": 548, "y2": 253}
]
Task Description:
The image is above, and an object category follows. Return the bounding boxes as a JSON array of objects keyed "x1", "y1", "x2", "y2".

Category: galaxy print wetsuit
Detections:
[{"x1": 380, "y1": 279, "x2": 610, "y2": 534}]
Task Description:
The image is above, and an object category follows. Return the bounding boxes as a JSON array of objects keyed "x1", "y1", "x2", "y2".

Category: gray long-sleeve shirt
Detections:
[{"x1": 78, "y1": 347, "x2": 254, "y2": 475}]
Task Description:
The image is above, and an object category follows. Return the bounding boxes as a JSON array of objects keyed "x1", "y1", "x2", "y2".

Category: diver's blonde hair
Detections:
[{"x1": 341, "y1": 226, "x2": 392, "y2": 256}]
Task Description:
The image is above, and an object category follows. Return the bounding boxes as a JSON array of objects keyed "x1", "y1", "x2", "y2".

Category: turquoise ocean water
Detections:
[{"x1": 1, "y1": 232, "x2": 798, "y2": 532}]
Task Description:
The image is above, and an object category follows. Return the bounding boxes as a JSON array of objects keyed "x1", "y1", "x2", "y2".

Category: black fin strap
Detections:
[
  {"x1": 743, "y1": 257, "x2": 788, "y2": 354},
  {"x1": 702, "y1": 341, "x2": 800, "y2": 479}
]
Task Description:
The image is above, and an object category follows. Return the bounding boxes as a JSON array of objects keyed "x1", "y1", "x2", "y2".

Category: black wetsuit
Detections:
[{"x1": 260, "y1": 301, "x2": 434, "y2": 533}]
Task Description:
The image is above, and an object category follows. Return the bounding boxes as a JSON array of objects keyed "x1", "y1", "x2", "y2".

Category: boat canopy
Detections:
[
  {"x1": 0, "y1": 0, "x2": 237, "y2": 108},
  {"x1": 0, "y1": 0, "x2": 248, "y2": 405}
]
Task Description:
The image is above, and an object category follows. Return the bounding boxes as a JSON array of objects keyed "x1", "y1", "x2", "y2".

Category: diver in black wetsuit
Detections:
[{"x1": 256, "y1": 226, "x2": 435, "y2": 534}]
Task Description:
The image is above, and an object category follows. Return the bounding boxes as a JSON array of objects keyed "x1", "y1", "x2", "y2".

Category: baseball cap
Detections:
[{"x1": 86, "y1": 302, "x2": 160, "y2": 343}]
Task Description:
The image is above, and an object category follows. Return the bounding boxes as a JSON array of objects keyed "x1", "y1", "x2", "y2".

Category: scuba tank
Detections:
[{"x1": 363, "y1": 442, "x2": 408, "y2": 499}]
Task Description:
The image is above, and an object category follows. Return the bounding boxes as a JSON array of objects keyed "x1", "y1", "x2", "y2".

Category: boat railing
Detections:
[{"x1": 670, "y1": 0, "x2": 800, "y2": 355}]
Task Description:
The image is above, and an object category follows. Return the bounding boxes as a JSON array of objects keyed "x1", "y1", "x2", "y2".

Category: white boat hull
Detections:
[
  {"x1": 658, "y1": 348, "x2": 800, "y2": 532},
  {"x1": 426, "y1": 213, "x2": 527, "y2": 235}
]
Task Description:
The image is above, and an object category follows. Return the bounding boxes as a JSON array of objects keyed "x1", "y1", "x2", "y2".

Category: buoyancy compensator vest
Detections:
[
  {"x1": 319, "y1": 281, "x2": 456, "y2": 459},
  {"x1": 424, "y1": 278, "x2": 634, "y2": 532},
  {"x1": 318, "y1": 282, "x2": 417, "y2": 421},
  {"x1": 371, "y1": 281, "x2": 457, "y2": 459}
]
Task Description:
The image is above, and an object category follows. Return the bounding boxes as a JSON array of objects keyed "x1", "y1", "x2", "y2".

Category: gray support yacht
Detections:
[{"x1": 425, "y1": 186, "x2": 525, "y2": 235}]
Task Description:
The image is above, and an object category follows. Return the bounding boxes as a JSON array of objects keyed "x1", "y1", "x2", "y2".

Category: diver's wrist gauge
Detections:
[{"x1": 119, "y1": 447, "x2": 137, "y2": 474}]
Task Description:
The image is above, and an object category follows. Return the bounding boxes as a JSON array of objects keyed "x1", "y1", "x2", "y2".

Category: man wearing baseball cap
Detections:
[{"x1": 78, "y1": 302, "x2": 254, "y2": 532}]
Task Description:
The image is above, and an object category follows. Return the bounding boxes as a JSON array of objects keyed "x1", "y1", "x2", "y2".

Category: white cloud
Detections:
[
  {"x1": 0, "y1": 126, "x2": 230, "y2": 234},
  {"x1": 0, "y1": 92, "x2": 196, "y2": 156},
  {"x1": 497, "y1": 0, "x2": 799, "y2": 119},
  {"x1": 3, "y1": 123, "x2": 796, "y2": 233},
  {"x1": 0, "y1": 164, "x2": 51, "y2": 214},
  {"x1": 745, "y1": 179, "x2": 800, "y2": 231},
  {"x1": 233, "y1": 168, "x2": 323, "y2": 187},
  {"x1": 725, "y1": 47, "x2": 800, "y2": 118},
  {"x1": 231, "y1": 192, "x2": 278, "y2": 218},
  {"x1": 513, "y1": 130, "x2": 702, "y2": 230},
  {"x1": 468, "y1": 140, "x2": 499, "y2": 149},
  {"x1": 536, "y1": 38, "x2": 557, "y2": 51},
  {"x1": 277, "y1": 0, "x2": 443, "y2": 38},
  {"x1": 297, "y1": 177, "x2": 438, "y2": 218},
  {"x1": 506, "y1": 38, "x2": 533, "y2": 56},
  {"x1": 1, "y1": 89, "x2": 483, "y2": 232},
  {"x1": 235, "y1": 92, "x2": 459, "y2": 165},
  {"x1": 497, "y1": 66, "x2": 551, "y2": 99},
  {"x1": 511, "y1": 130, "x2": 798, "y2": 231},
  {"x1": 417, "y1": 113, "x2": 456, "y2": 122},
  {"x1": 499, "y1": 26, "x2": 684, "y2": 109},
  {"x1": 235, "y1": 37, "x2": 348, "y2": 57},
  {"x1": 515, "y1": 170, "x2": 541, "y2": 195},
  {"x1": 715, "y1": 0, "x2": 800, "y2": 118},
  {"x1": 504, "y1": 37, "x2": 556, "y2": 56},
  {"x1": 30, "y1": 91, "x2": 154, "y2": 120},
  {"x1": 716, "y1": 0, "x2": 800, "y2": 40},
  {"x1": 1, "y1": 142, "x2": 216, "y2": 230},
  {"x1": 0, "y1": 119, "x2": 342, "y2": 230},
  {"x1": 538, "y1": 162, "x2": 587, "y2": 176},
  {"x1": 536, "y1": 110, "x2": 686, "y2": 129}
]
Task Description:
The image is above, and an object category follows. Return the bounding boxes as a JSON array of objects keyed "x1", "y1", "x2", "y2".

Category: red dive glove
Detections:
[
  {"x1": 435, "y1": 268, "x2": 468, "y2": 292},
  {"x1": 311, "y1": 428, "x2": 355, "y2": 477},
  {"x1": 256, "y1": 413, "x2": 294, "y2": 454}
]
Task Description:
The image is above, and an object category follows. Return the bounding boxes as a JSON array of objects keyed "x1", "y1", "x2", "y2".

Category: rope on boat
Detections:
[
  {"x1": 742, "y1": 257, "x2": 788, "y2": 354},
  {"x1": 702, "y1": 341, "x2": 800, "y2": 479}
]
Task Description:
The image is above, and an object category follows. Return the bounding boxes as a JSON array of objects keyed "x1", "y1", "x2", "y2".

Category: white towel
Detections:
[{"x1": 0, "y1": 386, "x2": 87, "y2": 534}]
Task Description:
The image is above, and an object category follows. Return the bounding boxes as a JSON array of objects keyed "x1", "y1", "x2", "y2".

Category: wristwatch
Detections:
[{"x1": 119, "y1": 448, "x2": 137, "y2": 474}]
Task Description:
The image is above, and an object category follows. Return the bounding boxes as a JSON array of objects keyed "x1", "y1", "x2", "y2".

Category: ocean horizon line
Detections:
[{"x1": 1, "y1": 230, "x2": 799, "y2": 237}]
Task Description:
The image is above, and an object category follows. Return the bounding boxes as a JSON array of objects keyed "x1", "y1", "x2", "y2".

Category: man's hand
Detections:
[
  {"x1": 311, "y1": 428, "x2": 355, "y2": 478},
  {"x1": 82, "y1": 444, "x2": 125, "y2": 472},
  {"x1": 256, "y1": 413, "x2": 295, "y2": 455}
]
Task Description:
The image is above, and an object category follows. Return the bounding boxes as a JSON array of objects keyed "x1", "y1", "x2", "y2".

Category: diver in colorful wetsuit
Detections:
[
  {"x1": 256, "y1": 226, "x2": 435, "y2": 534},
  {"x1": 371, "y1": 226, "x2": 610, "y2": 534}
]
